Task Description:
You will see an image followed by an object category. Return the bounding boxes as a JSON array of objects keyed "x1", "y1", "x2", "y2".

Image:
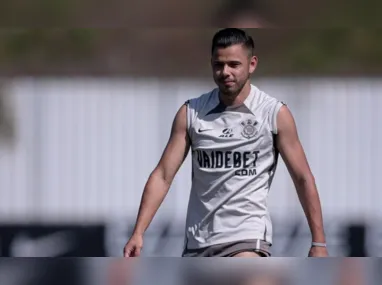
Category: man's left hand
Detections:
[{"x1": 308, "y1": 246, "x2": 329, "y2": 257}]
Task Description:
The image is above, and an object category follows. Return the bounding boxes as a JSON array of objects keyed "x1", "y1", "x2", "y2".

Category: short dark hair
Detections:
[{"x1": 211, "y1": 28, "x2": 255, "y2": 56}]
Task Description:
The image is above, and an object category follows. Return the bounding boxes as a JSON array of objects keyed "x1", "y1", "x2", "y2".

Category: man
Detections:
[{"x1": 124, "y1": 28, "x2": 328, "y2": 257}]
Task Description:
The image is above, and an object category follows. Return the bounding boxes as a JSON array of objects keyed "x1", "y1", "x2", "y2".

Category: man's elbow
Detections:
[
  {"x1": 295, "y1": 172, "x2": 316, "y2": 189},
  {"x1": 150, "y1": 166, "x2": 173, "y2": 187}
]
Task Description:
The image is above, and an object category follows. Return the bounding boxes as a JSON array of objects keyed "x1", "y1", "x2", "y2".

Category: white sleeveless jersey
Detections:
[{"x1": 184, "y1": 84, "x2": 285, "y2": 249}]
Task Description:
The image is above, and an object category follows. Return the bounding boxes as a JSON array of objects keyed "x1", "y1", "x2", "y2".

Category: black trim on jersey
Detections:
[
  {"x1": 270, "y1": 133, "x2": 280, "y2": 173},
  {"x1": 264, "y1": 134, "x2": 279, "y2": 244},
  {"x1": 205, "y1": 102, "x2": 226, "y2": 116},
  {"x1": 184, "y1": 100, "x2": 193, "y2": 143},
  {"x1": 182, "y1": 236, "x2": 189, "y2": 257},
  {"x1": 206, "y1": 102, "x2": 253, "y2": 116},
  {"x1": 263, "y1": 222, "x2": 267, "y2": 242},
  {"x1": 191, "y1": 151, "x2": 195, "y2": 180}
]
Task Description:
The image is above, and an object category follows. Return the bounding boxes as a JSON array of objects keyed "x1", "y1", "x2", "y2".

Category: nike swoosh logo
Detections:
[{"x1": 198, "y1": 128, "x2": 213, "y2": 133}]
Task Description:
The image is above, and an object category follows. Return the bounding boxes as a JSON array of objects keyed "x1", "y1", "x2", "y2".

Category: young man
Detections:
[{"x1": 124, "y1": 28, "x2": 328, "y2": 257}]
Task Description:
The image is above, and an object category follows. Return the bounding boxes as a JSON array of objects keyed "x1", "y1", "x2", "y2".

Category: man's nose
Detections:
[{"x1": 222, "y1": 65, "x2": 230, "y2": 76}]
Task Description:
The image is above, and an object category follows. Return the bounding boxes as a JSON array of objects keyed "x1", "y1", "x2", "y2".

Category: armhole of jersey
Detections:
[
  {"x1": 184, "y1": 100, "x2": 192, "y2": 138},
  {"x1": 271, "y1": 101, "x2": 286, "y2": 135}
]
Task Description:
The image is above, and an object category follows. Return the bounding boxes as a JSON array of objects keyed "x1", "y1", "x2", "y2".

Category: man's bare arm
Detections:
[
  {"x1": 275, "y1": 105, "x2": 326, "y2": 243},
  {"x1": 132, "y1": 104, "x2": 190, "y2": 236}
]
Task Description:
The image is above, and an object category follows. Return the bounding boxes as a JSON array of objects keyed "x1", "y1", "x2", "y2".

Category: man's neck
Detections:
[{"x1": 219, "y1": 82, "x2": 252, "y2": 107}]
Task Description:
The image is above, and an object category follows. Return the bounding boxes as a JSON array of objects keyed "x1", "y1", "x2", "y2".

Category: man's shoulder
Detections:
[
  {"x1": 252, "y1": 85, "x2": 280, "y2": 103},
  {"x1": 185, "y1": 88, "x2": 217, "y2": 110},
  {"x1": 251, "y1": 84, "x2": 286, "y2": 111}
]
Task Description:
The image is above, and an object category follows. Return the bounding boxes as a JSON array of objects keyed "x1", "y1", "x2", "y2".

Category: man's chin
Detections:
[{"x1": 219, "y1": 87, "x2": 238, "y2": 96}]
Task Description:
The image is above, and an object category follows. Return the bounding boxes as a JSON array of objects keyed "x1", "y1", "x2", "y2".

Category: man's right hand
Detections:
[{"x1": 123, "y1": 234, "x2": 144, "y2": 257}]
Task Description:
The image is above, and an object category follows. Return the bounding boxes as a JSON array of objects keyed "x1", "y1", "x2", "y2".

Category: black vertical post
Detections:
[{"x1": 344, "y1": 223, "x2": 368, "y2": 257}]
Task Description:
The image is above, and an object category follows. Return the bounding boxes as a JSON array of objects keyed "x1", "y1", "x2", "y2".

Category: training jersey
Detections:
[{"x1": 183, "y1": 84, "x2": 285, "y2": 250}]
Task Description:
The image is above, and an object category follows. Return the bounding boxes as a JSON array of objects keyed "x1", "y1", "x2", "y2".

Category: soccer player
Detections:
[{"x1": 124, "y1": 28, "x2": 328, "y2": 257}]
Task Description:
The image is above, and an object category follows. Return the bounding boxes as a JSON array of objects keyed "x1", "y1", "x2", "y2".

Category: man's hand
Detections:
[
  {"x1": 308, "y1": 246, "x2": 329, "y2": 257},
  {"x1": 123, "y1": 234, "x2": 144, "y2": 257}
]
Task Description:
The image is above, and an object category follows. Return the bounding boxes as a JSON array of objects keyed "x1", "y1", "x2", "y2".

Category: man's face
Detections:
[{"x1": 211, "y1": 44, "x2": 257, "y2": 96}]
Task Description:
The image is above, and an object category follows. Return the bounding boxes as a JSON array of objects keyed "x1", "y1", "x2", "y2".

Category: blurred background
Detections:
[
  {"x1": 0, "y1": 0, "x2": 382, "y2": 283},
  {"x1": 1, "y1": 5, "x2": 382, "y2": 259},
  {"x1": 1, "y1": 1, "x2": 382, "y2": 285},
  {"x1": 0, "y1": 258, "x2": 379, "y2": 285}
]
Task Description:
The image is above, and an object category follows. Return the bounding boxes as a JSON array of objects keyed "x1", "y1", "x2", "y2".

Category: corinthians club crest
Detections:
[{"x1": 241, "y1": 118, "x2": 258, "y2": 139}]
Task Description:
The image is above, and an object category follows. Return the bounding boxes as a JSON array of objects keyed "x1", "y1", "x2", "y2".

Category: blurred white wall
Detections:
[{"x1": 0, "y1": 77, "x2": 381, "y2": 225}]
